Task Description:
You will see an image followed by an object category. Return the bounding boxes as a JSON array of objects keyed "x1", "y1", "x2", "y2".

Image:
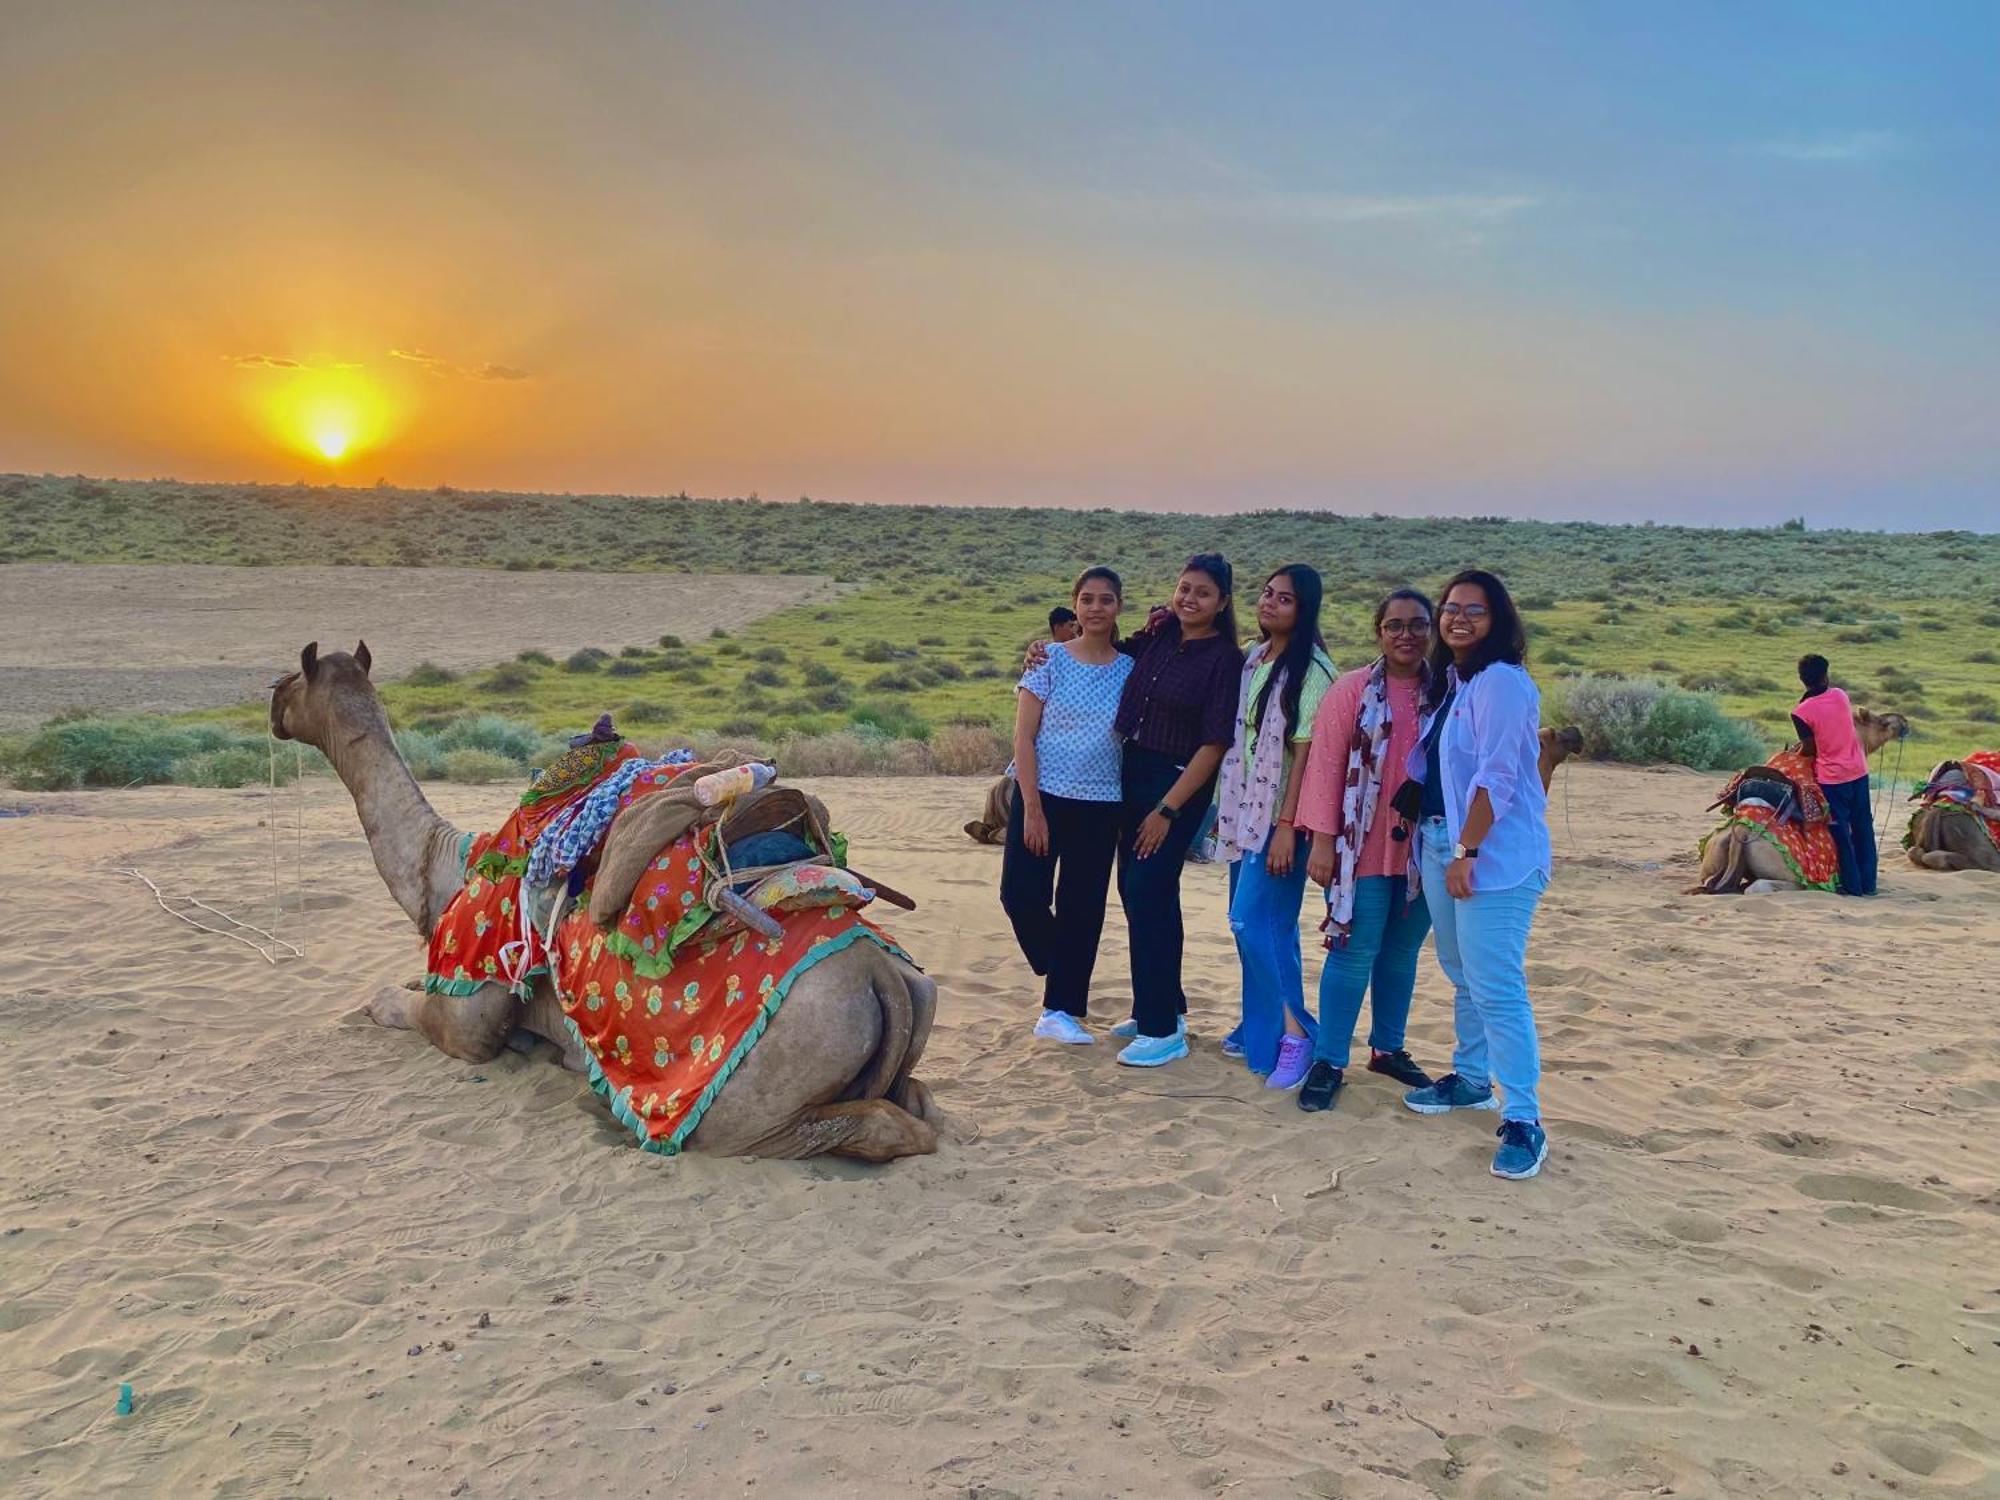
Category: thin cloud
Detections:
[
  {"x1": 1752, "y1": 130, "x2": 1902, "y2": 164},
  {"x1": 230, "y1": 353, "x2": 303, "y2": 369},
  {"x1": 390, "y1": 347, "x2": 532, "y2": 381}
]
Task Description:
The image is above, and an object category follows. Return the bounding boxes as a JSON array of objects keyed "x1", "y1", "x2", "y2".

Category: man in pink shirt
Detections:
[{"x1": 1791, "y1": 654, "x2": 1875, "y2": 895}]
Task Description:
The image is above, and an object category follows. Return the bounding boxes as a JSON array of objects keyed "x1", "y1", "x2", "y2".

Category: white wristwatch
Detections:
[{"x1": 1452, "y1": 842, "x2": 1479, "y2": 860}]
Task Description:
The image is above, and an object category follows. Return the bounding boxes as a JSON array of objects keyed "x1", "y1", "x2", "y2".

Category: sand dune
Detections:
[
  {"x1": 2, "y1": 765, "x2": 1997, "y2": 1498},
  {"x1": 0, "y1": 565, "x2": 837, "y2": 728}
]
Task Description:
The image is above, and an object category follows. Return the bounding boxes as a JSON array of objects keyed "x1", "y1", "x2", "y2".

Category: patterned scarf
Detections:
[
  {"x1": 1212, "y1": 642, "x2": 1292, "y2": 863},
  {"x1": 1323, "y1": 659, "x2": 1432, "y2": 942}
]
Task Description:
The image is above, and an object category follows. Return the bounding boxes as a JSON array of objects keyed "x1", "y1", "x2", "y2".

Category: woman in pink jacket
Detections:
[{"x1": 1291, "y1": 589, "x2": 1442, "y2": 1112}]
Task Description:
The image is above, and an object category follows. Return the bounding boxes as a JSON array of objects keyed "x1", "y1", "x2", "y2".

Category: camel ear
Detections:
[
  {"x1": 355, "y1": 640, "x2": 372, "y2": 676},
  {"x1": 301, "y1": 642, "x2": 320, "y2": 681}
]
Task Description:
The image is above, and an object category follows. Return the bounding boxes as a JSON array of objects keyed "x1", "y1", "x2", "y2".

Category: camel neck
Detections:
[{"x1": 322, "y1": 703, "x2": 465, "y2": 937}]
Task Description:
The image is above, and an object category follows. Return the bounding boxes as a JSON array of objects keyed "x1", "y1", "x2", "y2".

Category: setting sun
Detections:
[
  {"x1": 240, "y1": 365, "x2": 398, "y2": 468},
  {"x1": 311, "y1": 417, "x2": 353, "y2": 462}
]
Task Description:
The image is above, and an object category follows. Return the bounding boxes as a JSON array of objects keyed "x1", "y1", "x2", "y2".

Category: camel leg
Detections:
[
  {"x1": 1685, "y1": 828, "x2": 1746, "y2": 895},
  {"x1": 892, "y1": 1075, "x2": 939, "y2": 1124},
  {"x1": 367, "y1": 980, "x2": 517, "y2": 1063},
  {"x1": 1916, "y1": 849, "x2": 1969, "y2": 871},
  {"x1": 756, "y1": 1098, "x2": 939, "y2": 1162}
]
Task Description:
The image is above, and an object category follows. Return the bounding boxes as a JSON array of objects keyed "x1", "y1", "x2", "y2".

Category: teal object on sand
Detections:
[{"x1": 115, "y1": 1383, "x2": 134, "y2": 1416}]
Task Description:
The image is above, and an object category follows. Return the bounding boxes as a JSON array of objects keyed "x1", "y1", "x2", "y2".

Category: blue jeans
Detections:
[
  {"x1": 1820, "y1": 774, "x2": 1877, "y2": 896},
  {"x1": 1226, "y1": 829, "x2": 1315, "y2": 1074},
  {"x1": 1420, "y1": 819, "x2": 1545, "y2": 1123},
  {"x1": 1313, "y1": 875, "x2": 1432, "y2": 1069}
]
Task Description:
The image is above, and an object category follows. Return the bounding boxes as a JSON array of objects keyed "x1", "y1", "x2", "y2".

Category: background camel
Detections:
[
  {"x1": 271, "y1": 642, "x2": 941, "y2": 1162},
  {"x1": 1689, "y1": 708, "x2": 1909, "y2": 894},
  {"x1": 1906, "y1": 763, "x2": 2000, "y2": 872}
]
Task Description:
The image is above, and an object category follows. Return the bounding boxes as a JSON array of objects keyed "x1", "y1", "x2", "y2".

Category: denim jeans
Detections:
[
  {"x1": 1820, "y1": 774, "x2": 1877, "y2": 896},
  {"x1": 1313, "y1": 874, "x2": 1432, "y2": 1069},
  {"x1": 1420, "y1": 818, "x2": 1545, "y2": 1122},
  {"x1": 1226, "y1": 828, "x2": 1315, "y2": 1074},
  {"x1": 1000, "y1": 785, "x2": 1123, "y2": 1016},
  {"x1": 1117, "y1": 744, "x2": 1217, "y2": 1038}
]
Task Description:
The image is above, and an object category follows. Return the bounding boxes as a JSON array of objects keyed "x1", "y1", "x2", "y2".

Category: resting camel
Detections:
[
  {"x1": 1688, "y1": 708, "x2": 1909, "y2": 894},
  {"x1": 271, "y1": 642, "x2": 941, "y2": 1162},
  {"x1": 1906, "y1": 762, "x2": 2000, "y2": 873}
]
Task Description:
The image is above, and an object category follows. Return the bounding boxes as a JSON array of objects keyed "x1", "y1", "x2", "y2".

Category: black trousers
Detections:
[
  {"x1": 1117, "y1": 743, "x2": 1218, "y2": 1038},
  {"x1": 1000, "y1": 784, "x2": 1123, "y2": 1016}
]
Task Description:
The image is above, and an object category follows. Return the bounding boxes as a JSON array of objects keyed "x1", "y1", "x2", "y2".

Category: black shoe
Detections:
[
  {"x1": 1298, "y1": 1061, "x2": 1344, "y2": 1112},
  {"x1": 1367, "y1": 1049, "x2": 1433, "y2": 1089}
]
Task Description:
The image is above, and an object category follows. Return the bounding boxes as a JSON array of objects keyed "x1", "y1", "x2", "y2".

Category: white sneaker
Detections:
[
  {"x1": 1110, "y1": 1016, "x2": 1186, "y2": 1040},
  {"x1": 1033, "y1": 1010, "x2": 1095, "y2": 1045}
]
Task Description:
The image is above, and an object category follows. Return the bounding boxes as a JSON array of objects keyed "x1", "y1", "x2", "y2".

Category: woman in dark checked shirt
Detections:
[{"x1": 1106, "y1": 553, "x2": 1244, "y2": 1067}]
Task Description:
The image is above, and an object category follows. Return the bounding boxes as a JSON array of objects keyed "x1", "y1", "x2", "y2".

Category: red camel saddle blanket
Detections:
[
  {"x1": 1905, "y1": 751, "x2": 2000, "y2": 858},
  {"x1": 1702, "y1": 804, "x2": 1839, "y2": 891},
  {"x1": 424, "y1": 741, "x2": 649, "y2": 997},
  {"x1": 555, "y1": 895, "x2": 909, "y2": 1156}
]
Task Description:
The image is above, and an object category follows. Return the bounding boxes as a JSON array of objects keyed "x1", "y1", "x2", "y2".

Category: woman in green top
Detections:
[{"x1": 1211, "y1": 565, "x2": 1337, "y2": 1086}]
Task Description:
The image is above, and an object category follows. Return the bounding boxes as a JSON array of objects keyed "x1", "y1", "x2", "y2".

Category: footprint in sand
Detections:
[{"x1": 1793, "y1": 1173, "x2": 1950, "y2": 1212}]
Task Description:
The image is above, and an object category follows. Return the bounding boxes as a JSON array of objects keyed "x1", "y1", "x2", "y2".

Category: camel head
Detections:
[
  {"x1": 1856, "y1": 709, "x2": 1911, "y2": 756},
  {"x1": 270, "y1": 640, "x2": 377, "y2": 752}
]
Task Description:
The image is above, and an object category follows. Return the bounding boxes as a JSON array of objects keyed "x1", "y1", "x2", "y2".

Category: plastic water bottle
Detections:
[{"x1": 695, "y1": 762, "x2": 776, "y2": 807}]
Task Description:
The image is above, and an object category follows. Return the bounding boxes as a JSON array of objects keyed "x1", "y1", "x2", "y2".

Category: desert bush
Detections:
[
  {"x1": 744, "y1": 666, "x2": 786, "y2": 688},
  {"x1": 404, "y1": 660, "x2": 457, "y2": 687},
  {"x1": 657, "y1": 634, "x2": 684, "y2": 649},
  {"x1": 4, "y1": 717, "x2": 292, "y2": 790},
  {"x1": 1677, "y1": 667, "x2": 1782, "y2": 696},
  {"x1": 802, "y1": 663, "x2": 843, "y2": 687},
  {"x1": 930, "y1": 723, "x2": 1008, "y2": 775},
  {"x1": 563, "y1": 649, "x2": 604, "y2": 673},
  {"x1": 618, "y1": 645, "x2": 650, "y2": 658},
  {"x1": 439, "y1": 748, "x2": 519, "y2": 784},
  {"x1": 709, "y1": 627, "x2": 729, "y2": 640},
  {"x1": 775, "y1": 730, "x2": 875, "y2": 776},
  {"x1": 433, "y1": 714, "x2": 545, "y2": 764},
  {"x1": 621, "y1": 700, "x2": 675, "y2": 723},
  {"x1": 607, "y1": 659, "x2": 649, "y2": 678},
  {"x1": 867, "y1": 670, "x2": 920, "y2": 694},
  {"x1": 1540, "y1": 645, "x2": 1582, "y2": 666},
  {"x1": 918, "y1": 635, "x2": 949, "y2": 647},
  {"x1": 1970, "y1": 650, "x2": 1999, "y2": 665},
  {"x1": 859, "y1": 640, "x2": 910, "y2": 663},
  {"x1": 850, "y1": 701, "x2": 931, "y2": 741},
  {"x1": 515, "y1": 649, "x2": 556, "y2": 666},
  {"x1": 1835, "y1": 622, "x2": 1901, "y2": 643},
  {"x1": 751, "y1": 645, "x2": 788, "y2": 664},
  {"x1": 715, "y1": 717, "x2": 766, "y2": 739},
  {"x1": 929, "y1": 660, "x2": 966, "y2": 682},
  {"x1": 481, "y1": 662, "x2": 535, "y2": 693},
  {"x1": 1549, "y1": 675, "x2": 1768, "y2": 771}
]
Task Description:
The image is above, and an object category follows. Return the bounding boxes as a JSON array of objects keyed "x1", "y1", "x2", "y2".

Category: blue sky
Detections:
[{"x1": 0, "y1": 1, "x2": 1992, "y2": 526}]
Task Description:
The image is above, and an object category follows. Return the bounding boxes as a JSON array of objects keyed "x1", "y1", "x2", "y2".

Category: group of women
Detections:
[{"x1": 998, "y1": 555, "x2": 1554, "y2": 1182}]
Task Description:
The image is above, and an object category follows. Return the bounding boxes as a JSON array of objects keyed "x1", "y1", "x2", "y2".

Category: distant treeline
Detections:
[{"x1": 3, "y1": 473, "x2": 1994, "y2": 602}]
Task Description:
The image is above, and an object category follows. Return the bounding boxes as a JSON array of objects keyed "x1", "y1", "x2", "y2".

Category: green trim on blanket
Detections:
[
  {"x1": 560, "y1": 924, "x2": 913, "y2": 1156},
  {"x1": 471, "y1": 850, "x2": 530, "y2": 881},
  {"x1": 424, "y1": 963, "x2": 546, "y2": 999},
  {"x1": 1705, "y1": 815, "x2": 1838, "y2": 892},
  {"x1": 1904, "y1": 801, "x2": 2000, "y2": 858}
]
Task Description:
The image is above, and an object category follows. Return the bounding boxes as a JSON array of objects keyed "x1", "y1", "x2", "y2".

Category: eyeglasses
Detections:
[
  {"x1": 1439, "y1": 603, "x2": 1489, "y2": 621},
  {"x1": 1379, "y1": 619, "x2": 1432, "y2": 637}
]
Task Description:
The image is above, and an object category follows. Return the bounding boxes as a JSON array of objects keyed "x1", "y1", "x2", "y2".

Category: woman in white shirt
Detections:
[{"x1": 1398, "y1": 568, "x2": 1553, "y2": 1181}]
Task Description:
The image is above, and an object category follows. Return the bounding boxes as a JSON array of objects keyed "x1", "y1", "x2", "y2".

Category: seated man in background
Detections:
[
  {"x1": 1792, "y1": 653, "x2": 1875, "y2": 895},
  {"x1": 966, "y1": 607, "x2": 1085, "y2": 844}
]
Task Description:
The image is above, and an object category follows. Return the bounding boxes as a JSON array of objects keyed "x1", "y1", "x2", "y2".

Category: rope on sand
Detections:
[
  {"x1": 116, "y1": 866, "x2": 303, "y2": 964},
  {"x1": 1872, "y1": 736, "x2": 1907, "y2": 857}
]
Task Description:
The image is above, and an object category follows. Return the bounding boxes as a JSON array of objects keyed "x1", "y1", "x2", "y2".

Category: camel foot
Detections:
[
  {"x1": 1917, "y1": 850, "x2": 1968, "y2": 871},
  {"x1": 367, "y1": 984, "x2": 421, "y2": 1030},
  {"x1": 964, "y1": 821, "x2": 999, "y2": 845},
  {"x1": 1742, "y1": 879, "x2": 1791, "y2": 895},
  {"x1": 892, "y1": 1075, "x2": 939, "y2": 1124},
  {"x1": 790, "y1": 1099, "x2": 938, "y2": 1162}
]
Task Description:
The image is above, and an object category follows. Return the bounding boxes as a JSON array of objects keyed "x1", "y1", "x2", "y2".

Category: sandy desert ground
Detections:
[
  {"x1": 2, "y1": 765, "x2": 1998, "y2": 1499},
  {"x1": 0, "y1": 565, "x2": 837, "y2": 728}
]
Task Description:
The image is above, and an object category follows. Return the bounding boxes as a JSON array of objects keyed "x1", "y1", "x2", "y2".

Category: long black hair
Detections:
[
  {"x1": 1182, "y1": 553, "x2": 1239, "y2": 648},
  {"x1": 1254, "y1": 564, "x2": 1325, "y2": 738},
  {"x1": 1429, "y1": 568, "x2": 1527, "y2": 680},
  {"x1": 1374, "y1": 586, "x2": 1446, "y2": 708},
  {"x1": 1074, "y1": 564, "x2": 1123, "y2": 599}
]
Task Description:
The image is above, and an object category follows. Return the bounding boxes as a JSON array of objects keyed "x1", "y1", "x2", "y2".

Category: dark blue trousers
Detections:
[{"x1": 1820, "y1": 773, "x2": 1876, "y2": 896}]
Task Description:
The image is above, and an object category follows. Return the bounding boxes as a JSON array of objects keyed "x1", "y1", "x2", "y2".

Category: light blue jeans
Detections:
[
  {"x1": 1313, "y1": 874, "x2": 1431, "y2": 1068},
  {"x1": 1419, "y1": 817, "x2": 1545, "y2": 1123},
  {"x1": 1226, "y1": 828, "x2": 1316, "y2": 1075}
]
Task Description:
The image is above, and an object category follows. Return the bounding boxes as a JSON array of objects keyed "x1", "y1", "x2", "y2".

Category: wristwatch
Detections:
[
  {"x1": 1155, "y1": 801, "x2": 1180, "y2": 821},
  {"x1": 1452, "y1": 842, "x2": 1479, "y2": 860}
]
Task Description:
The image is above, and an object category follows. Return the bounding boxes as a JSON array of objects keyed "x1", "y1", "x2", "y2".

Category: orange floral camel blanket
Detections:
[
  {"x1": 425, "y1": 748, "x2": 906, "y2": 1154},
  {"x1": 1702, "y1": 748, "x2": 1840, "y2": 891},
  {"x1": 1904, "y1": 749, "x2": 2000, "y2": 860}
]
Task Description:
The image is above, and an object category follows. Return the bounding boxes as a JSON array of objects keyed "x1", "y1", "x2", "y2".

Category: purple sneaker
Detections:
[{"x1": 1266, "y1": 1035, "x2": 1312, "y2": 1090}]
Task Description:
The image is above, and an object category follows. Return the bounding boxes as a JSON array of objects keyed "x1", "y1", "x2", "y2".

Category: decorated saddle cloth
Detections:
[
  {"x1": 1904, "y1": 750, "x2": 2000, "y2": 859},
  {"x1": 1703, "y1": 748, "x2": 1839, "y2": 891},
  {"x1": 425, "y1": 747, "x2": 907, "y2": 1155}
]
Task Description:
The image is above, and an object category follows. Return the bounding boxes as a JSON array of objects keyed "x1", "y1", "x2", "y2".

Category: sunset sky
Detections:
[{"x1": 1, "y1": 2, "x2": 1993, "y2": 527}]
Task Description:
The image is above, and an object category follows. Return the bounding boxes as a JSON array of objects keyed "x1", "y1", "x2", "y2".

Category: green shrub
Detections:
[
  {"x1": 516, "y1": 649, "x2": 556, "y2": 666},
  {"x1": 752, "y1": 645, "x2": 788, "y2": 664},
  {"x1": 710, "y1": 626, "x2": 729, "y2": 639},
  {"x1": 715, "y1": 717, "x2": 765, "y2": 739},
  {"x1": 1970, "y1": 650, "x2": 1999, "y2": 665},
  {"x1": 607, "y1": 659, "x2": 648, "y2": 677},
  {"x1": 867, "y1": 670, "x2": 920, "y2": 693},
  {"x1": 802, "y1": 663, "x2": 843, "y2": 687},
  {"x1": 404, "y1": 660, "x2": 457, "y2": 687},
  {"x1": 5, "y1": 717, "x2": 287, "y2": 790},
  {"x1": 563, "y1": 649, "x2": 604, "y2": 673},
  {"x1": 621, "y1": 700, "x2": 675, "y2": 724},
  {"x1": 929, "y1": 660, "x2": 966, "y2": 682},
  {"x1": 850, "y1": 701, "x2": 931, "y2": 741},
  {"x1": 859, "y1": 640, "x2": 909, "y2": 663},
  {"x1": 657, "y1": 634, "x2": 684, "y2": 649},
  {"x1": 481, "y1": 663, "x2": 535, "y2": 693},
  {"x1": 439, "y1": 748, "x2": 519, "y2": 784},
  {"x1": 744, "y1": 666, "x2": 786, "y2": 688},
  {"x1": 434, "y1": 714, "x2": 544, "y2": 764},
  {"x1": 1549, "y1": 675, "x2": 1769, "y2": 771}
]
